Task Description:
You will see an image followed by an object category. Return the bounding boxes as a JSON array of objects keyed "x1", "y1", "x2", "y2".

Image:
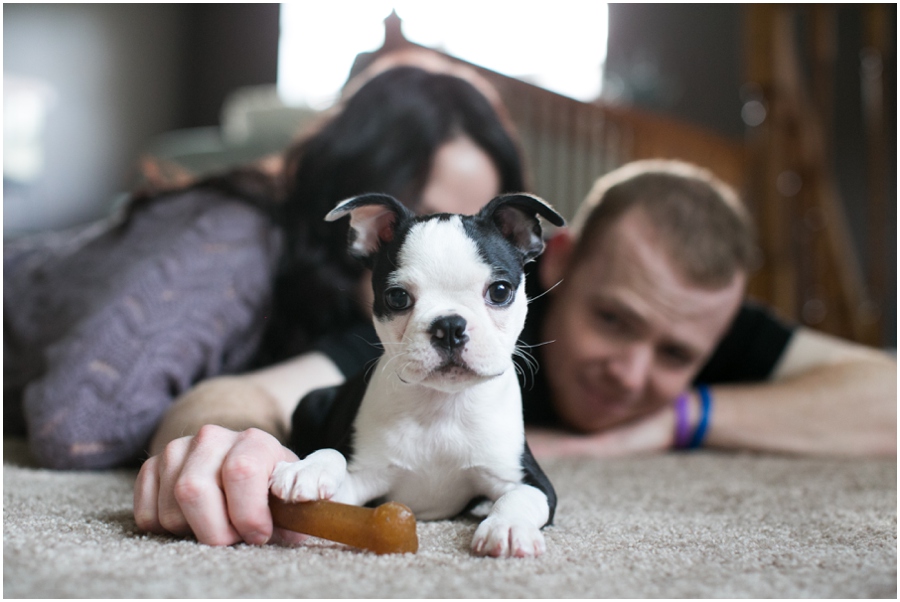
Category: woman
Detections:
[{"x1": 7, "y1": 61, "x2": 525, "y2": 472}]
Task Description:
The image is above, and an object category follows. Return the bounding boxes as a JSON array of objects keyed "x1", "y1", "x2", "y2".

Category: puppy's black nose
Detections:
[{"x1": 430, "y1": 315, "x2": 468, "y2": 352}]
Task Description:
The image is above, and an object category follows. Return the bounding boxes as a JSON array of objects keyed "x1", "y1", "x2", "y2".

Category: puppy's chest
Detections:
[{"x1": 351, "y1": 406, "x2": 525, "y2": 519}]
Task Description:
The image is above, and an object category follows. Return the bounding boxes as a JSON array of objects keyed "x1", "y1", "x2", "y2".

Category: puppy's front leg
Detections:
[
  {"x1": 270, "y1": 449, "x2": 348, "y2": 502},
  {"x1": 472, "y1": 484, "x2": 550, "y2": 558},
  {"x1": 269, "y1": 450, "x2": 390, "y2": 507}
]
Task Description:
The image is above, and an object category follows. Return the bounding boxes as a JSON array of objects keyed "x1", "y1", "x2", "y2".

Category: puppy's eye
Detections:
[
  {"x1": 384, "y1": 287, "x2": 412, "y2": 311},
  {"x1": 485, "y1": 281, "x2": 514, "y2": 306}
]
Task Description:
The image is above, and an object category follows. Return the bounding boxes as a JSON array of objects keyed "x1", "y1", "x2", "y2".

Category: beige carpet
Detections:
[{"x1": 3, "y1": 437, "x2": 896, "y2": 598}]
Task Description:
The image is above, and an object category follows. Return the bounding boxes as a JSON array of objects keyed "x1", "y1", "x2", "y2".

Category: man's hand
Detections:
[
  {"x1": 526, "y1": 405, "x2": 676, "y2": 459},
  {"x1": 134, "y1": 425, "x2": 304, "y2": 546}
]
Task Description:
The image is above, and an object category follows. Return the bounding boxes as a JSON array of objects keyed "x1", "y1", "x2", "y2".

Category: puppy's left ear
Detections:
[
  {"x1": 478, "y1": 194, "x2": 566, "y2": 262},
  {"x1": 326, "y1": 193, "x2": 414, "y2": 261}
]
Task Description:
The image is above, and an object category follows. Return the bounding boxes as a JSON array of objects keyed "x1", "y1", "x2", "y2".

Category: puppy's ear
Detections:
[
  {"x1": 478, "y1": 194, "x2": 566, "y2": 262},
  {"x1": 326, "y1": 194, "x2": 414, "y2": 261}
]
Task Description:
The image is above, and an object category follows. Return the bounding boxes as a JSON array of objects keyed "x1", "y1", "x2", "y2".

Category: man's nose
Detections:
[{"x1": 608, "y1": 344, "x2": 653, "y2": 393}]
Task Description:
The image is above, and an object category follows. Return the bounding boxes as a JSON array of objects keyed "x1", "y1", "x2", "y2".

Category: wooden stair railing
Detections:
[{"x1": 744, "y1": 4, "x2": 886, "y2": 345}]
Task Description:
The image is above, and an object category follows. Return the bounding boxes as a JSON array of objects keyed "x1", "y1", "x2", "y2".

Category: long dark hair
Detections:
[{"x1": 248, "y1": 66, "x2": 526, "y2": 365}]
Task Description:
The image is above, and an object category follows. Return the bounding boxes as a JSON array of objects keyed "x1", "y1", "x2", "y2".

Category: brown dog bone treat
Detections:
[{"x1": 269, "y1": 495, "x2": 418, "y2": 555}]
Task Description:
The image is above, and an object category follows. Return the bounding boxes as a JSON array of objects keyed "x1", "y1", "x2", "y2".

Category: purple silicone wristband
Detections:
[{"x1": 674, "y1": 393, "x2": 691, "y2": 448}]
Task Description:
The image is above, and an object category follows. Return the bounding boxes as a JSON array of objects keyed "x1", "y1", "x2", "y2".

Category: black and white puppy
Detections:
[{"x1": 270, "y1": 193, "x2": 564, "y2": 558}]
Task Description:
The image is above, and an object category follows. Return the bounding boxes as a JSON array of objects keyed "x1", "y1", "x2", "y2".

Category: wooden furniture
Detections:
[{"x1": 743, "y1": 4, "x2": 889, "y2": 346}]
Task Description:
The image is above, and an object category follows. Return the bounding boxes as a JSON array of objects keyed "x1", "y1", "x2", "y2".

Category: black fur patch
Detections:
[
  {"x1": 461, "y1": 215, "x2": 525, "y2": 292},
  {"x1": 520, "y1": 441, "x2": 557, "y2": 526},
  {"x1": 369, "y1": 215, "x2": 417, "y2": 321},
  {"x1": 289, "y1": 369, "x2": 371, "y2": 462}
]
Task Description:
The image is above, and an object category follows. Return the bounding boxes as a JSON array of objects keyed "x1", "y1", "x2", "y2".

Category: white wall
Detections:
[{"x1": 4, "y1": 4, "x2": 187, "y2": 235}]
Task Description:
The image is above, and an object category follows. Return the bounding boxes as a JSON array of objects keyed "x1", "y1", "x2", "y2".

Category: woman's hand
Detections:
[{"x1": 134, "y1": 425, "x2": 304, "y2": 546}]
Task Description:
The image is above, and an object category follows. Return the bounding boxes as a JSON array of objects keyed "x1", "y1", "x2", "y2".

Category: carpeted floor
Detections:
[{"x1": 3, "y1": 437, "x2": 896, "y2": 598}]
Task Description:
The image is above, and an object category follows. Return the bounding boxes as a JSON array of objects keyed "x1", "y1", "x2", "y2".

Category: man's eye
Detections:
[
  {"x1": 485, "y1": 281, "x2": 515, "y2": 306},
  {"x1": 660, "y1": 345, "x2": 693, "y2": 367},
  {"x1": 591, "y1": 308, "x2": 631, "y2": 337},
  {"x1": 595, "y1": 309, "x2": 620, "y2": 326},
  {"x1": 384, "y1": 287, "x2": 412, "y2": 311}
]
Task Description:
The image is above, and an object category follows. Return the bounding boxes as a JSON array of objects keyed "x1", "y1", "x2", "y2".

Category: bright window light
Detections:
[{"x1": 278, "y1": 1, "x2": 608, "y2": 110}]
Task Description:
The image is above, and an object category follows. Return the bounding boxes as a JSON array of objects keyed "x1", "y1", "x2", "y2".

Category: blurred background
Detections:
[{"x1": 3, "y1": 3, "x2": 896, "y2": 348}]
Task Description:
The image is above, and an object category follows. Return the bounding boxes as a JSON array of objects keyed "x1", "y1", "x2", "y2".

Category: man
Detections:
[
  {"x1": 520, "y1": 160, "x2": 895, "y2": 457},
  {"x1": 134, "y1": 160, "x2": 896, "y2": 546}
]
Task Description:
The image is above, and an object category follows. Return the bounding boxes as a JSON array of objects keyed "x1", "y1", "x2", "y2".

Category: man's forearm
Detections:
[{"x1": 704, "y1": 358, "x2": 896, "y2": 457}]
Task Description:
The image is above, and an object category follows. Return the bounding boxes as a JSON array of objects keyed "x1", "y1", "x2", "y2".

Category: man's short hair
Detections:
[{"x1": 571, "y1": 159, "x2": 758, "y2": 288}]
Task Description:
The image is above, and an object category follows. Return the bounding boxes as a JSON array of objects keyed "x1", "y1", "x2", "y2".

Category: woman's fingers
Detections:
[
  {"x1": 221, "y1": 428, "x2": 299, "y2": 545},
  {"x1": 170, "y1": 425, "x2": 243, "y2": 546},
  {"x1": 133, "y1": 454, "x2": 165, "y2": 534},
  {"x1": 153, "y1": 435, "x2": 197, "y2": 536}
]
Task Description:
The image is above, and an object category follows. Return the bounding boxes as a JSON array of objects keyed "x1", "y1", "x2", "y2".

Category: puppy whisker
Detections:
[
  {"x1": 527, "y1": 279, "x2": 563, "y2": 304},
  {"x1": 379, "y1": 350, "x2": 409, "y2": 376},
  {"x1": 512, "y1": 344, "x2": 542, "y2": 390}
]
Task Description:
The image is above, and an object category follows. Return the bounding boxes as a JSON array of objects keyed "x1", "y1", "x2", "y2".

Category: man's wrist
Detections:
[
  {"x1": 688, "y1": 385, "x2": 713, "y2": 448},
  {"x1": 672, "y1": 386, "x2": 713, "y2": 450},
  {"x1": 674, "y1": 394, "x2": 692, "y2": 448}
]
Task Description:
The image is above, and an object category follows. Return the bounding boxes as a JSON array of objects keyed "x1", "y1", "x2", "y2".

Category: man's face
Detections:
[{"x1": 539, "y1": 209, "x2": 745, "y2": 432}]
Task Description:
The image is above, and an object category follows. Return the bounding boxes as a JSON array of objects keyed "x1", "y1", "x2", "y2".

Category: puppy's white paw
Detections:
[
  {"x1": 269, "y1": 449, "x2": 347, "y2": 502},
  {"x1": 471, "y1": 516, "x2": 546, "y2": 558}
]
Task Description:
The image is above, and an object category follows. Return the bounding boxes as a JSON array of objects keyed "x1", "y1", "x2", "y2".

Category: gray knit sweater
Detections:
[{"x1": 4, "y1": 190, "x2": 282, "y2": 469}]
